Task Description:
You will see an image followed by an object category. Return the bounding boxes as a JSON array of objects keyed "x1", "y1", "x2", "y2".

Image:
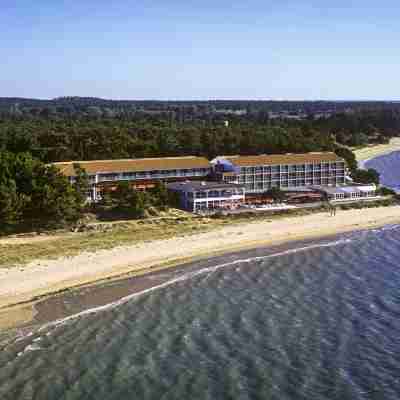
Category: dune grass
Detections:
[{"x1": 1, "y1": 199, "x2": 396, "y2": 269}]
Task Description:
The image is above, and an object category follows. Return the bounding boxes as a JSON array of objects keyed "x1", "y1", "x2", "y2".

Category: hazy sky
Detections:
[{"x1": 2, "y1": 0, "x2": 400, "y2": 100}]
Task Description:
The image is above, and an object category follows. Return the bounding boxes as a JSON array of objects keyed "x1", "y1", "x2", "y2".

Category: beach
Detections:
[
  {"x1": 1, "y1": 205, "x2": 400, "y2": 330},
  {"x1": 354, "y1": 137, "x2": 400, "y2": 164}
]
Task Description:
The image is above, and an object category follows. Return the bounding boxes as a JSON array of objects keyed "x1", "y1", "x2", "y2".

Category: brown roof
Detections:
[
  {"x1": 224, "y1": 152, "x2": 344, "y2": 167},
  {"x1": 53, "y1": 156, "x2": 211, "y2": 177}
]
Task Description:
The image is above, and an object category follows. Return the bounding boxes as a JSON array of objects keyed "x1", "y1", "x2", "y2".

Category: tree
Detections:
[
  {"x1": 0, "y1": 151, "x2": 83, "y2": 232},
  {"x1": 335, "y1": 146, "x2": 357, "y2": 172},
  {"x1": 72, "y1": 163, "x2": 90, "y2": 208},
  {"x1": 351, "y1": 168, "x2": 380, "y2": 185},
  {"x1": 104, "y1": 182, "x2": 147, "y2": 218},
  {"x1": 0, "y1": 181, "x2": 24, "y2": 228},
  {"x1": 149, "y1": 181, "x2": 169, "y2": 208}
]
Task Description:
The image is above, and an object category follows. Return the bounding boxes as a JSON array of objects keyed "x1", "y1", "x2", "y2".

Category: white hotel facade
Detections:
[{"x1": 212, "y1": 153, "x2": 346, "y2": 194}]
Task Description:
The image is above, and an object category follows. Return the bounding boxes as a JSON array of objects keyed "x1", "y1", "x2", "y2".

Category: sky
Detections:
[{"x1": 1, "y1": 0, "x2": 400, "y2": 100}]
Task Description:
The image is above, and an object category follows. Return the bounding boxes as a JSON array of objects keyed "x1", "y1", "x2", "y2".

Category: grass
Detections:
[
  {"x1": 1, "y1": 200, "x2": 397, "y2": 269},
  {"x1": 0, "y1": 217, "x2": 221, "y2": 268}
]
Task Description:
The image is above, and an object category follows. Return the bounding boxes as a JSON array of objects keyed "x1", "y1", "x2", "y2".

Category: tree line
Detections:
[{"x1": 1, "y1": 108, "x2": 396, "y2": 233}]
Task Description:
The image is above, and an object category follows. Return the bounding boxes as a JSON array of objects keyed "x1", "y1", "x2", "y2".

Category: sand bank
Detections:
[{"x1": 1, "y1": 206, "x2": 400, "y2": 318}]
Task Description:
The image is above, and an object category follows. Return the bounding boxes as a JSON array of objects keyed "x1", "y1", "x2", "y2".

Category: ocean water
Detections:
[
  {"x1": 1, "y1": 225, "x2": 400, "y2": 400},
  {"x1": 365, "y1": 151, "x2": 400, "y2": 193}
]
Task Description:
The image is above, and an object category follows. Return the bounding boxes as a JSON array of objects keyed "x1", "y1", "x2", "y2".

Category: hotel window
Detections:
[
  {"x1": 100, "y1": 173, "x2": 118, "y2": 180},
  {"x1": 271, "y1": 166, "x2": 280, "y2": 173},
  {"x1": 122, "y1": 172, "x2": 135, "y2": 179},
  {"x1": 209, "y1": 190, "x2": 219, "y2": 198},
  {"x1": 255, "y1": 166, "x2": 263, "y2": 173},
  {"x1": 263, "y1": 166, "x2": 271, "y2": 173},
  {"x1": 281, "y1": 165, "x2": 288, "y2": 172}
]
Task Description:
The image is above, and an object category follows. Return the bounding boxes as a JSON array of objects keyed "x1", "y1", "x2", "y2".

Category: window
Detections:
[{"x1": 211, "y1": 190, "x2": 222, "y2": 198}]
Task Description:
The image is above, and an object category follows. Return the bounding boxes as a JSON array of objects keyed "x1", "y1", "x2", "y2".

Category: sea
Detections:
[
  {"x1": 364, "y1": 150, "x2": 400, "y2": 193},
  {"x1": 0, "y1": 152, "x2": 400, "y2": 400}
]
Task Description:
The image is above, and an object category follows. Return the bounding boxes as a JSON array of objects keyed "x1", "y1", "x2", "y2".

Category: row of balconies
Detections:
[
  {"x1": 238, "y1": 174, "x2": 345, "y2": 183},
  {"x1": 239, "y1": 163, "x2": 345, "y2": 174},
  {"x1": 239, "y1": 169, "x2": 345, "y2": 177},
  {"x1": 95, "y1": 170, "x2": 209, "y2": 183}
]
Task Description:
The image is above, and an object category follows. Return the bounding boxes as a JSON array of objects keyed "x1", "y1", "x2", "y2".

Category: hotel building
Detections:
[
  {"x1": 167, "y1": 181, "x2": 245, "y2": 213},
  {"x1": 317, "y1": 185, "x2": 377, "y2": 201},
  {"x1": 212, "y1": 152, "x2": 346, "y2": 194},
  {"x1": 53, "y1": 156, "x2": 212, "y2": 201}
]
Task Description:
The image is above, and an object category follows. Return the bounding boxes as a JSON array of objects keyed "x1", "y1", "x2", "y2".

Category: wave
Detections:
[
  {"x1": 13, "y1": 237, "x2": 354, "y2": 339},
  {"x1": 10, "y1": 224, "x2": 400, "y2": 345}
]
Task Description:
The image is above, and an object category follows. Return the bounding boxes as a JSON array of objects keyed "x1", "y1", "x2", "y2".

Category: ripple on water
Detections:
[{"x1": 1, "y1": 226, "x2": 400, "y2": 399}]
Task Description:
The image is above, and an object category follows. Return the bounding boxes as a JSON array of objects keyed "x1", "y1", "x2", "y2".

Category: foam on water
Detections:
[{"x1": 13, "y1": 235, "x2": 357, "y2": 342}]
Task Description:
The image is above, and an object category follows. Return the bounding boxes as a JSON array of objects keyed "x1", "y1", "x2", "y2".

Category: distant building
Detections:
[
  {"x1": 167, "y1": 181, "x2": 245, "y2": 213},
  {"x1": 53, "y1": 156, "x2": 211, "y2": 201},
  {"x1": 212, "y1": 152, "x2": 346, "y2": 194}
]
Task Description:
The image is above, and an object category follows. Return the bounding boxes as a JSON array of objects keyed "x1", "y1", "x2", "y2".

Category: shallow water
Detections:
[{"x1": 1, "y1": 226, "x2": 400, "y2": 399}]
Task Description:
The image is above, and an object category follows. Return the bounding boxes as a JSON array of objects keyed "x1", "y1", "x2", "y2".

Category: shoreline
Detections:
[
  {"x1": 354, "y1": 137, "x2": 400, "y2": 164},
  {"x1": 1, "y1": 205, "x2": 400, "y2": 332}
]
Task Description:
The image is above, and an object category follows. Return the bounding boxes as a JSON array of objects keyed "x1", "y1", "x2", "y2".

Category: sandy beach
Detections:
[
  {"x1": 354, "y1": 137, "x2": 400, "y2": 163},
  {"x1": 1, "y1": 205, "x2": 400, "y2": 328}
]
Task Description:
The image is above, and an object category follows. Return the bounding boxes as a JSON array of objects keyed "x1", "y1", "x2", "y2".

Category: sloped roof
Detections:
[
  {"x1": 53, "y1": 156, "x2": 211, "y2": 177},
  {"x1": 223, "y1": 152, "x2": 344, "y2": 167}
]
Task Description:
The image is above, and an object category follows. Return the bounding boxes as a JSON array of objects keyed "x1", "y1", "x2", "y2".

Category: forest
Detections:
[{"x1": 1, "y1": 105, "x2": 399, "y2": 233}]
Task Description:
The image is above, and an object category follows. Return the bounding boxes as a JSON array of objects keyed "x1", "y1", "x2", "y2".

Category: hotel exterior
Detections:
[
  {"x1": 53, "y1": 156, "x2": 211, "y2": 201},
  {"x1": 212, "y1": 152, "x2": 346, "y2": 194},
  {"x1": 54, "y1": 152, "x2": 348, "y2": 210},
  {"x1": 167, "y1": 181, "x2": 245, "y2": 213},
  {"x1": 317, "y1": 185, "x2": 377, "y2": 201}
]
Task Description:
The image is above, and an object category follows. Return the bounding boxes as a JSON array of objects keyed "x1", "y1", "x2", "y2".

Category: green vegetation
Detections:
[
  {"x1": 352, "y1": 168, "x2": 380, "y2": 185},
  {"x1": 1, "y1": 198, "x2": 397, "y2": 269},
  {"x1": 0, "y1": 152, "x2": 84, "y2": 233},
  {"x1": 97, "y1": 181, "x2": 171, "y2": 219},
  {"x1": 2, "y1": 106, "x2": 397, "y2": 234}
]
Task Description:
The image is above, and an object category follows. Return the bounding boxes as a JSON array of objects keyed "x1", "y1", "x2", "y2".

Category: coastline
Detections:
[
  {"x1": 1, "y1": 205, "x2": 400, "y2": 332},
  {"x1": 354, "y1": 137, "x2": 400, "y2": 164}
]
